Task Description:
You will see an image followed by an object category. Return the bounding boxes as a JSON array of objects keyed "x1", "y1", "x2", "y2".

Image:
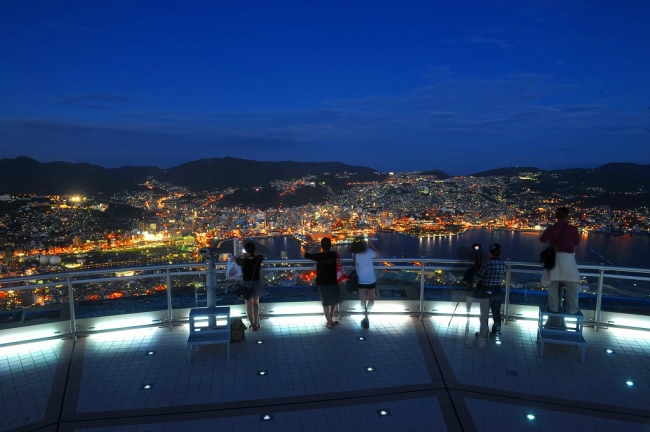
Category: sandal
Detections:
[
  {"x1": 332, "y1": 321, "x2": 339, "y2": 326},
  {"x1": 326, "y1": 322, "x2": 334, "y2": 329},
  {"x1": 252, "y1": 324, "x2": 261, "y2": 331}
]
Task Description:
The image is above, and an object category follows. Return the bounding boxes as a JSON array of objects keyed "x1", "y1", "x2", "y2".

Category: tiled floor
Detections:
[{"x1": 2, "y1": 313, "x2": 650, "y2": 431}]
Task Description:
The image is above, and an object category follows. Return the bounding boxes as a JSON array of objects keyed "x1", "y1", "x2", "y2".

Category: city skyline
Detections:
[{"x1": 1, "y1": 2, "x2": 650, "y2": 174}]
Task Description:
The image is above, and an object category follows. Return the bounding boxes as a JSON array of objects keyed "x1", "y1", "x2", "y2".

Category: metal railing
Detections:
[{"x1": 1, "y1": 258, "x2": 649, "y2": 346}]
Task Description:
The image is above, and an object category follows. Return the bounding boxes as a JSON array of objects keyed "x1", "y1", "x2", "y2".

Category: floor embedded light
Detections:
[
  {"x1": 606, "y1": 349, "x2": 614, "y2": 354},
  {"x1": 365, "y1": 366, "x2": 375, "y2": 372},
  {"x1": 626, "y1": 380, "x2": 634, "y2": 386},
  {"x1": 256, "y1": 340, "x2": 264, "y2": 344},
  {"x1": 141, "y1": 384, "x2": 153, "y2": 390},
  {"x1": 261, "y1": 414, "x2": 273, "y2": 421},
  {"x1": 495, "y1": 340, "x2": 502, "y2": 345},
  {"x1": 147, "y1": 351, "x2": 156, "y2": 355},
  {"x1": 526, "y1": 414, "x2": 536, "y2": 420},
  {"x1": 377, "y1": 409, "x2": 390, "y2": 416},
  {"x1": 258, "y1": 370, "x2": 268, "y2": 376},
  {"x1": 358, "y1": 337, "x2": 366, "y2": 341}
]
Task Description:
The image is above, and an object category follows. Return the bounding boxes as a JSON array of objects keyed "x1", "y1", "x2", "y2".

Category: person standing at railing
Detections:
[
  {"x1": 305, "y1": 237, "x2": 341, "y2": 329},
  {"x1": 236, "y1": 242, "x2": 265, "y2": 331},
  {"x1": 351, "y1": 236, "x2": 379, "y2": 329},
  {"x1": 475, "y1": 244, "x2": 506, "y2": 348},
  {"x1": 540, "y1": 207, "x2": 581, "y2": 315}
]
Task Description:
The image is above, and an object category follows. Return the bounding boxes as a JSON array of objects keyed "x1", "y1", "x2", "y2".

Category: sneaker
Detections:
[
  {"x1": 361, "y1": 317, "x2": 369, "y2": 329},
  {"x1": 490, "y1": 331, "x2": 501, "y2": 339}
]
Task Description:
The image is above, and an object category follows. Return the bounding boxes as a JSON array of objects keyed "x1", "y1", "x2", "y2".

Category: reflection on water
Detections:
[{"x1": 256, "y1": 230, "x2": 650, "y2": 269}]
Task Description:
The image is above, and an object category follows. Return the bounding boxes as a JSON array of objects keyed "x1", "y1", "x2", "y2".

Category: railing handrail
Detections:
[{"x1": 2, "y1": 258, "x2": 650, "y2": 288}]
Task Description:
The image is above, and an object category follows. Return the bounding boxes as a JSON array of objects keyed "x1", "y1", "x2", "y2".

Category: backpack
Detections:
[{"x1": 230, "y1": 317, "x2": 246, "y2": 343}]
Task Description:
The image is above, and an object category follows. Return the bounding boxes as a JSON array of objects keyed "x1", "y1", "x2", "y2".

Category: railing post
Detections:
[
  {"x1": 166, "y1": 269, "x2": 173, "y2": 331},
  {"x1": 419, "y1": 262, "x2": 425, "y2": 321},
  {"x1": 595, "y1": 269, "x2": 604, "y2": 332},
  {"x1": 67, "y1": 276, "x2": 77, "y2": 342},
  {"x1": 504, "y1": 263, "x2": 511, "y2": 326}
]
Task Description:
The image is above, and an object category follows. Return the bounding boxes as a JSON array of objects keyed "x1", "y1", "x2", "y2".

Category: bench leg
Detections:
[
  {"x1": 187, "y1": 345, "x2": 193, "y2": 362},
  {"x1": 580, "y1": 345, "x2": 585, "y2": 363},
  {"x1": 539, "y1": 339, "x2": 545, "y2": 358}
]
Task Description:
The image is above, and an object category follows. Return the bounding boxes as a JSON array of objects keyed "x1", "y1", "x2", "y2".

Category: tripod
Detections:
[{"x1": 449, "y1": 250, "x2": 482, "y2": 327}]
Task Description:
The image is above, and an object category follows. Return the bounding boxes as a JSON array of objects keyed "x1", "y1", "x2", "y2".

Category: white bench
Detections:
[
  {"x1": 187, "y1": 306, "x2": 231, "y2": 361},
  {"x1": 536, "y1": 307, "x2": 586, "y2": 362}
]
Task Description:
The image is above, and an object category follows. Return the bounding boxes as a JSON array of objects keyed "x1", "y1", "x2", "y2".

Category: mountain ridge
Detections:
[{"x1": 0, "y1": 157, "x2": 647, "y2": 207}]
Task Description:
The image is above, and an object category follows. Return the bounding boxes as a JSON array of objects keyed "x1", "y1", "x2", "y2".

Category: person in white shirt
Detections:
[{"x1": 351, "y1": 237, "x2": 379, "y2": 328}]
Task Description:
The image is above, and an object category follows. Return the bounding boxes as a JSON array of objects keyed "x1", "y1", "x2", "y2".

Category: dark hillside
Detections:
[
  {"x1": 471, "y1": 167, "x2": 541, "y2": 177},
  {"x1": 420, "y1": 169, "x2": 452, "y2": 179}
]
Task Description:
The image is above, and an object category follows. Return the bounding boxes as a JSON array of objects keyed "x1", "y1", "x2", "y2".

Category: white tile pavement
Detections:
[{"x1": 2, "y1": 313, "x2": 650, "y2": 431}]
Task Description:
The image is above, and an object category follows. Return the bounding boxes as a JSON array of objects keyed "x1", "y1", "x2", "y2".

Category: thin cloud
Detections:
[
  {"x1": 464, "y1": 35, "x2": 513, "y2": 49},
  {"x1": 38, "y1": 19, "x2": 97, "y2": 33},
  {"x1": 58, "y1": 94, "x2": 138, "y2": 110}
]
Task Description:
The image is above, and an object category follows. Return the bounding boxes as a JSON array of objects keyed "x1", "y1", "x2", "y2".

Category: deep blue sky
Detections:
[{"x1": 1, "y1": 1, "x2": 649, "y2": 175}]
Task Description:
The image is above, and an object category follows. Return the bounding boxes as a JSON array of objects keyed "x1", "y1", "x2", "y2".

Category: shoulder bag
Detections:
[
  {"x1": 236, "y1": 256, "x2": 261, "y2": 300},
  {"x1": 540, "y1": 224, "x2": 568, "y2": 270},
  {"x1": 335, "y1": 251, "x2": 349, "y2": 284}
]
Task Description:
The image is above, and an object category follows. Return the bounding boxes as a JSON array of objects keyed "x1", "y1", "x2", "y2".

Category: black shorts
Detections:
[
  {"x1": 318, "y1": 283, "x2": 341, "y2": 306},
  {"x1": 357, "y1": 282, "x2": 376, "y2": 289}
]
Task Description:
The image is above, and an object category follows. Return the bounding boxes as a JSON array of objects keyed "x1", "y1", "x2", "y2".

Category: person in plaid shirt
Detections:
[{"x1": 475, "y1": 244, "x2": 506, "y2": 348}]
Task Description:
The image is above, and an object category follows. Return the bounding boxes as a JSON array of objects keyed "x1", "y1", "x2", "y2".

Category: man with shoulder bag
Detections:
[
  {"x1": 539, "y1": 207, "x2": 581, "y2": 315},
  {"x1": 475, "y1": 244, "x2": 506, "y2": 349}
]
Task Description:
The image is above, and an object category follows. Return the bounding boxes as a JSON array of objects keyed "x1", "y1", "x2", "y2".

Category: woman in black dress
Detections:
[
  {"x1": 236, "y1": 242, "x2": 264, "y2": 330},
  {"x1": 304, "y1": 237, "x2": 341, "y2": 329}
]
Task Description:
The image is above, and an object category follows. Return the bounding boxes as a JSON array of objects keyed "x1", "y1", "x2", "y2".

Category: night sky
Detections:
[{"x1": 1, "y1": 1, "x2": 649, "y2": 175}]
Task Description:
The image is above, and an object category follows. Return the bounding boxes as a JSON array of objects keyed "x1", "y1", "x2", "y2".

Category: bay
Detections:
[{"x1": 256, "y1": 229, "x2": 650, "y2": 270}]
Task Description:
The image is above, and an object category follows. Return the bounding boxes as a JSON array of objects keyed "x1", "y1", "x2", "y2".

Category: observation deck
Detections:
[{"x1": 1, "y1": 259, "x2": 650, "y2": 431}]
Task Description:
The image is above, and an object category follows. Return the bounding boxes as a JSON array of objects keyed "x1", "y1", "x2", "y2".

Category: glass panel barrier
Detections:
[
  {"x1": 0, "y1": 276, "x2": 72, "y2": 344},
  {"x1": 170, "y1": 272, "x2": 207, "y2": 309},
  {"x1": 73, "y1": 275, "x2": 167, "y2": 319},
  {"x1": 262, "y1": 266, "x2": 320, "y2": 304},
  {"x1": 71, "y1": 268, "x2": 174, "y2": 332},
  {"x1": 600, "y1": 271, "x2": 650, "y2": 314}
]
